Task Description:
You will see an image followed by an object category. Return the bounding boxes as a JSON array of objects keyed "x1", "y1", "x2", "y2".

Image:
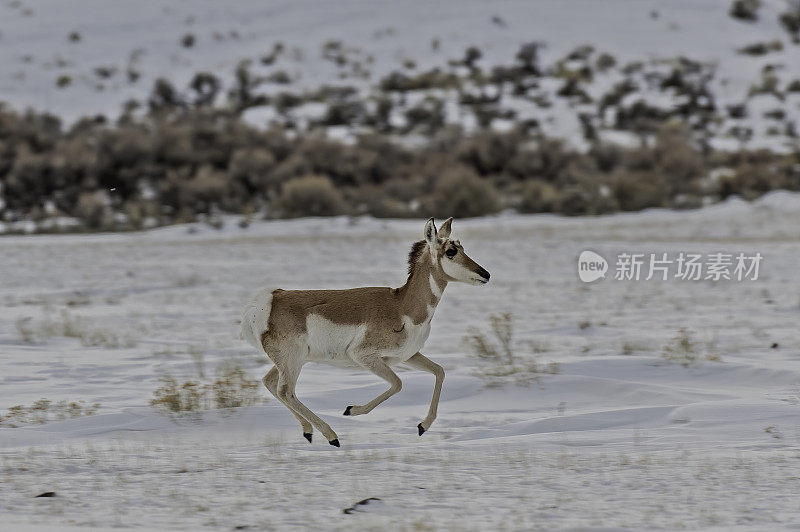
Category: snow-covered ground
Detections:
[{"x1": 2, "y1": 195, "x2": 800, "y2": 530}]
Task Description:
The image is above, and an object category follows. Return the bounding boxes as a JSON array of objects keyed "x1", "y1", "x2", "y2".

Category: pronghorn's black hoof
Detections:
[
  {"x1": 343, "y1": 406, "x2": 353, "y2": 416},
  {"x1": 417, "y1": 423, "x2": 426, "y2": 436},
  {"x1": 329, "y1": 438, "x2": 341, "y2": 447},
  {"x1": 303, "y1": 432, "x2": 312, "y2": 443}
]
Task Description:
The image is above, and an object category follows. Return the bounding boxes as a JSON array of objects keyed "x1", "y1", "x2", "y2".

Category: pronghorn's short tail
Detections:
[{"x1": 240, "y1": 287, "x2": 275, "y2": 351}]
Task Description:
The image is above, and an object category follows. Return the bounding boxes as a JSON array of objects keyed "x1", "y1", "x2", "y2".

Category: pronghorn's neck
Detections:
[{"x1": 398, "y1": 244, "x2": 447, "y2": 325}]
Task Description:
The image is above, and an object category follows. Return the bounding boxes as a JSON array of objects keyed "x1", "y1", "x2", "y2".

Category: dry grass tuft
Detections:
[
  {"x1": 465, "y1": 312, "x2": 560, "y2": 386},
  {"x1": 150, "y1": 363, "x2": 266, "y2": 416},
  {"x1": 661, "y1": 327, "x2": 721, "y2": 367},
  {"x1": 15, "y1": 310, "x2": 137, "y2": 348},
  {"x1": 0, "y1": 399, "x2": 100, "y2": 427}
]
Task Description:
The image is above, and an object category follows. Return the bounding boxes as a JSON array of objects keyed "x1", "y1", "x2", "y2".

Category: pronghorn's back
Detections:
[{"x1": 241, "y1": 285, "x2": 405, "y2": 338}]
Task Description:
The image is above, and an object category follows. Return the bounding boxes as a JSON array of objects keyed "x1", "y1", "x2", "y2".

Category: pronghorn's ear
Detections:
[
  {"x1": 424, "y1": 218, "x2": 438, "y2": 257},
  {"x1": 437, "y1": 217, "x2": 453, "y2": 240}
]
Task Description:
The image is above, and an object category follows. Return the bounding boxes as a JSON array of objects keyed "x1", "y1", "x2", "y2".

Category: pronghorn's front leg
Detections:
[
  {"x1": 262, "y1": 366, "x2": 314, "y2": 443},
  {"x1": 404, "y1": 352, "x2": 445, "y2": 436},
  {"x1": 343, "y1": 356, "x2": 402, "y2": 417}
]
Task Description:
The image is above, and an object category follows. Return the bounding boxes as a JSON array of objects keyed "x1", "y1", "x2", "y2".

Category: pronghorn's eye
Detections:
[{"x1": 445, "y1": 248, "x2": 457, "y2": 258}]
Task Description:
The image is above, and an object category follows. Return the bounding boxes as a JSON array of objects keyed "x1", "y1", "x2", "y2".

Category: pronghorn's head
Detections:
[{"x1": 424, "y1": 217, "x2": 490, "y2": 285}]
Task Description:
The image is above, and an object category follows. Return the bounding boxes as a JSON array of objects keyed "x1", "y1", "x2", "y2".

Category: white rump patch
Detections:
[
  {"x1": 429, "y1": 274, "x2": 442, "y2": 299},
  {"x1": 240, "y1": 287, "x2": 274, "y2": 351}
]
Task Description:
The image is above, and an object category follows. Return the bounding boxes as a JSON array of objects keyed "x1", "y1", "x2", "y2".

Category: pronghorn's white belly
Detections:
[
  {"x1": 305, "y1": 314, "x2": 366, "y2": 368},
  {"x1": 304, "y1": 313, "x2": 432, "y2": 368}
]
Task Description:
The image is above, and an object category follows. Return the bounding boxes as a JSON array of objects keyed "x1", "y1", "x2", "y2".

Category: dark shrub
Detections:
[
  {"x1": 779, "y1": 5, "x2": 800, "y2": 41},
  {"x1": 268, "y1": 153, "x2": 313, "y2": 187},
  {"x1": 596, "y1": 53, "x2": 617, "y2": 71},
  {"x1": 347, "y1": 185, "x2": 415, "y2": 218},
  {"x1": 154, "y1": 122, "x2": 195, "y2": 166},
  {"x1": 729, "y1": 0, "x2": 760, "y2": 21},
  {"x1": 461, "y1": 46, "x2": 483, "y2": 69},
  {"x1": 737, "y1": 40, "x2": 783, "y2": 55},
  {"x1": 589, "y1": 143, "x2": 623, "y2": 173},
  {"x1": 427, "y1": 169, "x2": 500, "y2": 218},
  {"x1": 149, "y1": 79, "x2": 184, "y2": 115},
  {"x1": 515, "y1": 42, "x2": 543, "y2": 75},
  {"x1": 379, "y1": 68, "x2": 459, "y2": 92},
  {"x1": 75, "y1": 191, "x2": 111, "y2": 229},
  {"x1": 458, "y1": 131, "x2": 521, "y2": 175},
  {"x1": 183, "y1": 165, "x2": 229, "y2": 213},
  {"x1": 518, "y1": 180, "x2": 560, "y2": 213},
  {"x1": 5, "y1": 146, "x2": 55, "y2": 213},
  {"x1": 323, "y1": 100, "x2": 366, "y2": 126},
  {"x1": 273, "y1": 92, "x2": 303, "y2": 114},
  {"x1": 552, "y1": 164, "x2": 619, "y2": 215},
  {"x1": 288, "y1": 139, "x2": 382, "y2": 187},
  {"x1": 230, "y1": 148, "x2": 276, "y2": 194},
  {"x1": 279, "y1": 175, "x2": 347, "y2": 217},
  {"x1": 404, "y1": 97, "x2": 445, "y2": 135},
  {"x1": 719, "y1": 162, "x2": 795, "y2": 199},
  {"x1": 554, "y1": 186, "x2": 592, "y2": 216},
  {"x1": 506, "y1": 136, "x2": 571, "y2": 181},
  {"x1": 189, "y1": 73, "x2": 221, "y2": 107},
  {"x1": 380, "y1": 175, "x2": 428, "y2": 205},
  {"x1": 611, "y1": 170, "x2": 669, "y2": 211}
]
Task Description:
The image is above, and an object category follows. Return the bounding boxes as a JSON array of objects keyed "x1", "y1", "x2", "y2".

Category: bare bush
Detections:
[
  {"x1": 465, "y1": 313, "x2": 560, "y2": 386},
  {"x1": 150, "y1": 363, "x2": 266, "y2": 416}
]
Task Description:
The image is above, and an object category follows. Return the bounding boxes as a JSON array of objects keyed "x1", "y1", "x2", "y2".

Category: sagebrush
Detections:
[{"x1": 3, "y1": 37, "x2": 800, "y2": 232}]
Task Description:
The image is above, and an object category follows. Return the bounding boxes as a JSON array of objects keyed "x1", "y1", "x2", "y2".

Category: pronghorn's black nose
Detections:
[{"x1": 479, "y1": 267, "x2": 490, "y2": 281}]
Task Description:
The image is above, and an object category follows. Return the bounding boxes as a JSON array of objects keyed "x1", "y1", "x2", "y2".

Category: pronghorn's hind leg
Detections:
[
  {"x1": 343, "y1": 355, "x2": 402, "y2": 417},
  {"x1": 275, "y1": 360, "x2": 341, "y2": 447},
  {"x1": 404, "y1": 352, "x2": 445, "y2": 436},
  {"x1": 262, "y1": 366, "x2": 313, "y2": 443}
]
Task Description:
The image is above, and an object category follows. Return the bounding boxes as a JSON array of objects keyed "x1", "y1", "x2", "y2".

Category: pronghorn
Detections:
[{"x1": 240, "y1": 217, "x2": 490, "y2": 447}]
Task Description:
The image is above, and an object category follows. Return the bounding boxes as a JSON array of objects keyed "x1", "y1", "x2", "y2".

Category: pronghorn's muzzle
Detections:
[{"x1": 473, "y1": 266, "x2": 490, "y2": 285}]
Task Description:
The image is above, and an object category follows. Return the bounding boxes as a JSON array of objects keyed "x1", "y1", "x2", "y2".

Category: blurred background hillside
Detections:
[{"x1": 1, "y1": 0, "x2": 800, "y2": 232}]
